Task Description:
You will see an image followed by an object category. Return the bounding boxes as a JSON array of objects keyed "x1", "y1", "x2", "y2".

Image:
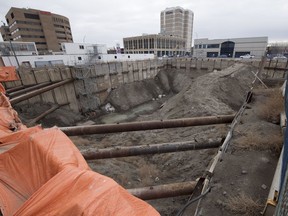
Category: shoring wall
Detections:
[{"x1": 2, "y1": 58, "x2": 287, "y2": 113}]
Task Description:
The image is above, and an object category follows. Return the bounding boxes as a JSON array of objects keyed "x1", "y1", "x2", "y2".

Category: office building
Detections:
[
  {"x1": 123, "y1": 34, "x2": 186, "y2": 57},
  {"x1": 0, "y1": 7, "x2": 73, "y2": 54},
  {"x1": 193, "y1": 37, "x2": 268, "y2": 58},
  {"x1": 160, "y1": 7, "x2": 194, "y2": 52},
  {"x1": 0, "y1": 41, "x2": 38, "y2": 56},
  {"x1": 0, "y1": 26, "x2": 12, "y2": 41}
]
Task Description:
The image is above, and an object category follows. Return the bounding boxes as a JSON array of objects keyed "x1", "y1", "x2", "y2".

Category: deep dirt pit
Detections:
[{"x1": 16, "y1": 63, "x2": 284, "y2": 215}]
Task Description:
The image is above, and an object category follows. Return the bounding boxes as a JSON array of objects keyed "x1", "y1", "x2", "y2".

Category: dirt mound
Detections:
[
  {"x1": 106, "y1": 68, "x2": 207, "y2": 112},
  {"x1": 157, "y1": 63, "x2": 256, "y2": 119},
  {"x1": 107, "y1": 79, "x2": 164, "y2": 111}
]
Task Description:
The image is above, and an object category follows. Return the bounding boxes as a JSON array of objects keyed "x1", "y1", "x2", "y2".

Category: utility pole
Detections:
[
  {"x1": 1, "y1": 21, "x2": 20, "y2": 68},
  {"x1": 9, "y1": 40, "x2": 20, "y2": 68}
]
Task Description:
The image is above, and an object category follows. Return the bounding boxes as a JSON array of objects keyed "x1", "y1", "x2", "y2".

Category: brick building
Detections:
[{"x1": 0, "y1": 7, "x2": 73, "y2": 54}]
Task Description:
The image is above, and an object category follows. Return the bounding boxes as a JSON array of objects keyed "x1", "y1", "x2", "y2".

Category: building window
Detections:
[
  {"x1": 78, "y1": 57, "x2": 82, "y2": 60},
  {"x1": 24, "y1": 13, "x2": 40, "y2": 20},
  {"x1": 128, "y1": 55, "x2": 130, "y2": 58},
  {"x1": 133, "y1": 40, "x2": 137, "y2": 49},
  {"x1": 11, "y1": 13, "x2": 14, "y2": 19},
  {"x1": 207, "y1": 44, "x2": 220, "y2": 48},
  {"x1": 144, "y1": 39, "x2": 148, "y2": 49},
  {"x1": 98, "y1": 56, "x2": 101, "y2": 59},
  {"x1": 114, "y1": 56, "x2": 117, "y2": 59},
  {"x1": 150, "y1": 38, "x2": 154, "y2": 49},
  {"x1": 138, "y1": 39, "x2": 143, "y2": 49},
  {"x1": 79, "y1": 45, "x2": 84, "y2": 49}
]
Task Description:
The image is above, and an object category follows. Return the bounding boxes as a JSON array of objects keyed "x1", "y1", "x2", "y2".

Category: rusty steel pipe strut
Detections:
[
  {"x1": 83, "y1": 139, "x2": 222, "y2": 160},
  {"x1": 127, "y1": 181, "x2": 197, "y2": 200},
  {"x1": 8, "y1": 81, "x2": 52, "y2": 98},
  {"x1": 6, "y1": 85, "x2": 27, "y2": 94},
  {"x1": 10, "y1": 79, "x2": 73, "y2": 105},
  {"x1": 60, "y1": 114, "x2": 235, "y2": 136},
  {"x1": 27, "y1": 103, "x2": 69, "y2": 127}
]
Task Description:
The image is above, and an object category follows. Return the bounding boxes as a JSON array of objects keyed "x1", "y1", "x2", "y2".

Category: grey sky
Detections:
[{"x1": 0, "y1": 0, "x2": 287, "y2": 47}]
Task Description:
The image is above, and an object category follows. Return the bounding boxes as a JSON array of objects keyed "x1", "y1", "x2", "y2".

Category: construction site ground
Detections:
[{"x1": 15, "y1": 63, "x2": 283, "y2": 215}]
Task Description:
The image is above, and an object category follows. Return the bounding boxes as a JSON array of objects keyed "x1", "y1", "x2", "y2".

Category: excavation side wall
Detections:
[{"x1": 2, "y1": 58, "x2": 286, "y2": 112}]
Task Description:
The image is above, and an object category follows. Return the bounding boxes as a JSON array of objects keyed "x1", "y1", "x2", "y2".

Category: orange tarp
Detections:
[
  {"x1": 0, "y1": 83, "x2": 5, "y2": 94},
  {"x1": 0, "y1": 91, "x2": 160, "y2": 216},
  {"x1": 0, "y1": 67, "x2": 19, "y2": 82}
]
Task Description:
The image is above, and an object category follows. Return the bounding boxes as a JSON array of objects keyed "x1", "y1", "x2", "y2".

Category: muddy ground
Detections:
[{"x1": 16, "y1": 63, "x2": 284, "y2": 215}]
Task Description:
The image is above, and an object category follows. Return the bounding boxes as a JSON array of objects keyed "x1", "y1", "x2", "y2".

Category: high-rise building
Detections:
[
  {"x1": 0, "y1": 7, "x2": 73, "y2": 54},
  {"x1": 160, "y1": 7, "x2": 194, "y2": 53}
]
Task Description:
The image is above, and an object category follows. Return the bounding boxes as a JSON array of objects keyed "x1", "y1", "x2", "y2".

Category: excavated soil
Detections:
[{"x1": 16, "y1": 63, "x2": 284, "y2": 215}]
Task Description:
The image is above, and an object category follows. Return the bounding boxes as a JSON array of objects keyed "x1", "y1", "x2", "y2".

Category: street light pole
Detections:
[
  {"x1": 9, "y1": 40, "x2": 20, "y2": 68},
  {"x1": 1, "y1": 21, "x2": 20, "y2": 68}
]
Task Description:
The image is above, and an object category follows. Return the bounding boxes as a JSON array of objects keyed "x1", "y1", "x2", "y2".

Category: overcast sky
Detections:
[{"x1": 0, "y1": 0, "x2": 287, "y2": 47}]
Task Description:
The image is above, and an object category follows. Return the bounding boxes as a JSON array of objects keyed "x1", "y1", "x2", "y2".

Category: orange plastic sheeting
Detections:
[
  {"x1": 0, "y1": 93, "x2": 25, "y2": 137},
  {"x1": 0, "y1": 128, "x2": 160, "y2": 216},
  {"x1": 0, "y1": 83, "x2": 5, "y2": 94},
  {"x1": 0, "y1": 126, "x2": 41, "y2": 154},
  {"x1": 0, "y1": 67, "x2": 18, "y2": 82}
]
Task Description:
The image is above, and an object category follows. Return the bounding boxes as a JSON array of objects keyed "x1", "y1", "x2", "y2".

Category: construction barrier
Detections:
[{"x1": 275, "y1": 77, "x2": 288, "y2": 215}]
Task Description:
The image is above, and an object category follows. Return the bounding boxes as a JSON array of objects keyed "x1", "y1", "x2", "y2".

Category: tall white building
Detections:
[{"x1": 160, "y1": 7, "x2": 194, "y2": 53}]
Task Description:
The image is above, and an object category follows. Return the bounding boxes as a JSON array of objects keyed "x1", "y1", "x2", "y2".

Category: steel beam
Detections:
[
  {"x1": 83, "y1": 139, "x2": 222, "y2": 160},
  {"x1": 127, "y1": 181, "x2": 196, "y2": 200},
  {"x1": 10, "y1": 79, "x2": 73, "y2": 105},
  {"x1": 8, "y1": 81, "x2": 52, "y2": 98},
  {"x1": 60, "y1": 114, "x2": 234, "y2": 136}
]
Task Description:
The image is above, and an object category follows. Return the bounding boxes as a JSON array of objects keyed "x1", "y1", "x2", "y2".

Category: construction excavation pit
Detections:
[{"x1": 0, "y1": 58, "x2": 286, "y2": 215}]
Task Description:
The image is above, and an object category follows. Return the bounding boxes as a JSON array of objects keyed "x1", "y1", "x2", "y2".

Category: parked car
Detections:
[
  {"x1": 273, "y1": 55, "x2": 287, "y2": 60},
  {"x1": 240, "y1": 54, "x2": 255, "y2": 59}
]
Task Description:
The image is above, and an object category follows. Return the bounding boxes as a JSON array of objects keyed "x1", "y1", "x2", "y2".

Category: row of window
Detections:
[
  {"x1": 35, "y1": 42, "x2": 47, "y2": 45},
  {"x1": 19, "y1": 27, "x2": 43, "y2": 32},
  {"x1": 54, "y1": 24, "x2": 71, "y2": 31},
  {"x1": 20, "y1": 35, "x2": 45, "y2": 38},
  {"x1": 11, "y1": 27, "x2": 43, "y2": 35},
  {"x1": 56, "y1": 30, "x2": 65, "y2": 34},
  {"x1": 53, "y1": 17, "x2": 69, "y2": 25},
  {"x1": 0, "y1": 43, "x2": 36, "y2": 52},
  {"x1": 55, "y1": 30, "x2": 72, "y2": 36},
  {"x1": 9, "y1": 20, "x2": 41, "y2": 29},
  {"x1": 194, "y1": 44, "x2": 220, "y2": 49},
  {"x1": 24, "y1": 13, "x2": 40, "y2": 20},
  {"x1": 57, "y1": 36, "x2": 67, "y2": 40},
  {"x1": 124, "y1": 39, "x2": 185, "y2": 50}
]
